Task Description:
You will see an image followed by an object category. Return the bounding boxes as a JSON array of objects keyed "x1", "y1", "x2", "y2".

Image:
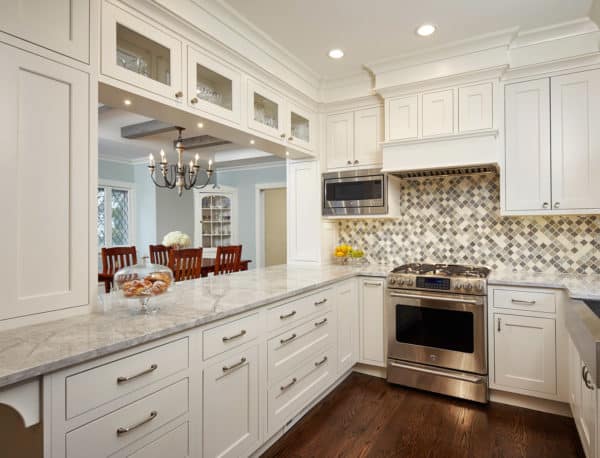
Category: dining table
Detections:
[{"x1": 200, "y1": 258, "x2": 251, "y2": 277}]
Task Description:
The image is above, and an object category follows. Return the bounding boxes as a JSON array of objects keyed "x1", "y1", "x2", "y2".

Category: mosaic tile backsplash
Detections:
[{"x1": 338, "y1": 174, "x2": 600, "y2": 274}]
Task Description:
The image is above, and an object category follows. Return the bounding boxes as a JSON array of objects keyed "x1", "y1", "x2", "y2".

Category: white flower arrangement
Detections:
[{"x1": 162, "y1": 231, "x2": 192, "y2": 248}]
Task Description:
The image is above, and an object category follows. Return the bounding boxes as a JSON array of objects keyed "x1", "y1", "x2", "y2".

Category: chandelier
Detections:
[{"x1": 148, "y1": 127, "x2": 214, "y2": 196}]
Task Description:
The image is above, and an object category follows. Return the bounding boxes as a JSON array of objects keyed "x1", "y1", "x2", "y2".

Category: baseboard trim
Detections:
[
  {"x1": 353, "y1": 363, "x2": 387, "y2": 379},
  {"x1": 490, "y1": 389, "x2": 572, "y2": 417}
]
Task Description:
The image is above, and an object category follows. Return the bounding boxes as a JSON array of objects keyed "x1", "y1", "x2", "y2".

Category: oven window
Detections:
[
  {"x1": 395, "y1": 305, "x2": 474, "y2": 353},
  {"x1": 325, "y1": 179, "x2": 382, "y2": 202}
]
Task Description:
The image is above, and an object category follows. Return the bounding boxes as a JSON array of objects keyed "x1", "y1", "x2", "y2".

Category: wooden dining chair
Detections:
[
  {"x1": 100, "y1": 246, "x2": 137, "y2": 293},
  {"x1": 149, "y1": 244, "x2": 170, "y2": 266},
  {"x1": 214, "y1": 245, "x2": 242, "y2": 275},
  {"x1": 169, "y1": 248, "x2": 204, "y2": 282}
]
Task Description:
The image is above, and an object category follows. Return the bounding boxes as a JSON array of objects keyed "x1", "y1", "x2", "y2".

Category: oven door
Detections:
[
  {"x1": 322, "y1": 174, "x2": 386, "y2": 215},
  {"x1": 386, "y1": 289, "x2": 487, "y2": 374}
]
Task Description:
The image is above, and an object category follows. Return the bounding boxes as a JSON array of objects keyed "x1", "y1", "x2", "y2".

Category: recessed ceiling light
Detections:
[
  {"x1": 197, "y1": 122, "x2": 204, "y2": 128},
  {"x1": 250, "y1": 139, "x2": 255, "y2": 145},
  {"x1": 285, "y1": 151, "x2": 290, "y2": 157},
  {"x1": 416, "y1": 24, "x2": 436, "y2": 37},
  {"x1": 123, "y1": 99, "x2": 132, "y2": 106},
  {"x1": 328, "y1": 49, "x2": 344, "y2": 59}
]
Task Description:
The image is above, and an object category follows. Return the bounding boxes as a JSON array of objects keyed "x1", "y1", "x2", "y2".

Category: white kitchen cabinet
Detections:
[
  {"x1": 422, "y1": 89, "x2": 454, "y2": 137},
  {"x1": 336, "y1": 280, "x2": 359, "y2": 374},
  {"x1": 247, "y1": 78, "x2": 286, "y2": 141},
  {"x1": 550, "y1": 70, "x2": 600, "y2": 211},
  {"x1": 288, "y1": 101, "x2": 315, "y2": 152},
  {"x1": 358, "y1": 278, "x2": 385, "y2": 367},
  {"x1": 203, "y1": 345, "x2": 260, "y2": 458},
  {"x1": 386, "y1": 95, "x2": 418, "y2": 141},
  {"x1": 326, "y1": 111, "x2": 354, "y2": 169},
  {"x1": 354, "y1": 107, "x2": 383, "y2": 168},
  {"x1": 504, "y1": 78, "x2": 552, "y2": 212},
  {"x1": 0, "y1": 42, "x2": 89, "y2": 321},
  {"x1": 111, "y1": 421, "x2": 190, "y2": 458},
  {"x1": 193, "y1": 187, "x2": 238, "y2": 258},
  {"x1": 0, "y1": 0, "x2": 89, "y2": 62},
  {"x1": 101, "y1": 2, "x2": 184, "y2": 102},
  {"x1": 187, "y1": 46, "x2": 241, "y2": 124},
  {"x1": 493, "y1": 313, "x2": 557, "y2": 395},
  {"x1": 459, "y1": 83, "x2": 493, "y2": 132},
  {"x1": 287, "y1": 160, "x2": 320, "y2": 264}
]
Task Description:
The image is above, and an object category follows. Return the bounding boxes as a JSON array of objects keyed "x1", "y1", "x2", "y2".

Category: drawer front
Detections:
[
  {"x1": 268, "y1": 311, "x2": 333, "y2": 383},
  {"x1": 203, "y1": 313, "x2": 259, "y2": 360},
  {"x1": 268, "y1": 347, "x2": 334, "y2": 434},
  {"x1": 111, "y1": 421, "x2": 189, "y2": 458},
  {"x1": 67, "y1": 378, "x2": 189, "y2": 458},
  {"x1": 66, "y1": 338, "x2": 189, "y2": 419},
  {"x1": 493, "y1": 289, "x2": 556, "y2": 313},
  {"x1": 267, "y1": 288, "x2": 332, "y2": 332}
]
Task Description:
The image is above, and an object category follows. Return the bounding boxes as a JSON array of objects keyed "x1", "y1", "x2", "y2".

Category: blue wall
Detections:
[{"x1": 98, "y1": 159, "x2": 135, "y2": 182}]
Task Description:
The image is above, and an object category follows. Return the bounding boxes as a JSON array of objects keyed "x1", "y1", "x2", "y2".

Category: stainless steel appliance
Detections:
[
  {"x1": 386, "y1": 263, "x2": 490, "y2": 403},
  {"x1": 322, "y1": 169, "x2": 387, "y2": 216}
]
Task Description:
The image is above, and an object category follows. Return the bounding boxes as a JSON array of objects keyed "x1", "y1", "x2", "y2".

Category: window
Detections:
[{"x1": 97, "y1": 181, "x2": 135, "y2": 248}]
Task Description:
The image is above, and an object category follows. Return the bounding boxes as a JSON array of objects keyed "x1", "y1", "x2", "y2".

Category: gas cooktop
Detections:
[{"x1": 388, "y1": 263, "x2": 490, "y2": 295}]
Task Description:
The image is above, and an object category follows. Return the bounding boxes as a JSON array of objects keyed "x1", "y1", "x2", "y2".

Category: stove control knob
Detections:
[
  {"x1": 407, "y1": 279, "x2": 414, "y2": 286},
  {"x1": 455, "y1": 282, "x2": 463, "y2": 289},
  {"x1": 398, "y1": 279, "x2": 405, "y2": 286},
  {"x1": 475, "y1": 283, "x2": 483, "y2": 291},
  {"x1": 389, "y1": 278, "x2": 396, "y2": 285},
  {"x1": 465, "y1": 283, "x2": 473, "y2": 291}
]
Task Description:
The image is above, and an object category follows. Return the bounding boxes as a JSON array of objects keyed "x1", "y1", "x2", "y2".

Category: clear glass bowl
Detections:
[{"x1": 113, "y1": 257, "x2": 175, "y2": 314}]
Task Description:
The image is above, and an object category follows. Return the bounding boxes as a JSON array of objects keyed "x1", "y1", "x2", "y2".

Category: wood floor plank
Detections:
[{"x1": 261, "y1": 373, "x2": 584, "y2": 458}]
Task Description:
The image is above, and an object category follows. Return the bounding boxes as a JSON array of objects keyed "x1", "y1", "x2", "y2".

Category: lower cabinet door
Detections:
[
  {"x1": 580, "y1": 362, "x2": 596, "y2": 458},
  {"x1": 493, "y1": 313, "x2": 556, "y2": 395},
  {"x1": 203, "y1": 345, "x2": 260, "y2": 458},
  {"x1": 359, "y1": 278, "x2": 385, "y2": 367},
  {"x1": 336, "y1": 280, "x2": 359, "y2": 374}
]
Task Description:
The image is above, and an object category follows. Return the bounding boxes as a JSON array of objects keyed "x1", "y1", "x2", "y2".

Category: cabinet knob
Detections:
[
  {"x1": 347, "y1": 160, "x2": 352, "y2": 165},
  {"x1": 280, "y1": 133, "x2": 286, "y2": 139},
  {"x1": 288, "y1": 136, "x2": 293, "y2": 141},
  {"x1": 175, "y1": 91, "x2": 183, "y2": 99},
  {"x1": 542, "y1": 202, "x2": 549, "y2": 209},
  {"x1": 190, "y1": 97, "x2": 198, "y2": 104},
  {"x1": 354, "y1": 160, "x2": 359, "y2": 165},
  {"x1": 554, "y1": 202, "x2": 560, "y2": 209}
]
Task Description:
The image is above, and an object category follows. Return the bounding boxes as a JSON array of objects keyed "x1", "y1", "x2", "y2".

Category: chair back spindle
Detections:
[{"x1": 214, "y1": 245, "x2": 242, "y2": 275}]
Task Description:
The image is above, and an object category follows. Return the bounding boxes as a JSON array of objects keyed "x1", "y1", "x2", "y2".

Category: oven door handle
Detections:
[
  {"x1": 388, "y1": 292, "x2": 480, "y2": 305},
  {"x1": 389, "y1": 361, "x2": 485, "y2": 384}
]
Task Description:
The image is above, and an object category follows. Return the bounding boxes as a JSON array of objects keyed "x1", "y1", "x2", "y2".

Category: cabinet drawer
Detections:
[
  {"x1": 66, "y1": 338, "x2": 189, "y2": 419},
  {"x1": 268, "y1": 347, "x2": 334, "y2": 434},
  {"x1": 268, "y1": 311, "x2": 333, "y2": 383},
  {"x1": 111, "y1": 421, "x2": 189, "y2": 458},
  {"x1": 267, "y1": 288, "x2": 333, "y2": 332},
  {"x1": 493, "y1": 289, "x2": 556, "y2": 313},
  {"x1": 203, "y1": 313, "x2": 259, "y2": 360},
  {"x1": 66, "y1": 378, "x2": 189, "y2": 458}
]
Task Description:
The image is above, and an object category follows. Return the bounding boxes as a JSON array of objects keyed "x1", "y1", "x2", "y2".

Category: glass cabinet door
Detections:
[
  {"x1": 102, "y1": 2, "x2": 183, "y2": 101},
  {"x1": 199, "y1": 194, "x2": 233, "y2": 250},
  {"x1": 288, "y1": 102, "x2": 314, "y2": 151},
  {"x1": 187, "y1": 47, "x2": 241, "y2": 123},
  {"x1": 247, "y1": 79, "x2": 285, "y2": 140}
]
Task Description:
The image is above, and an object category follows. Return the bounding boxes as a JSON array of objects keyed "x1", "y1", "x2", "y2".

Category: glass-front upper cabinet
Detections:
[
  {"x1": 101, "y1": 2, "x2": 183, "y2": 101},
  {"x1": 187, "y1": 47, "x2": 241, "y2": 124},
  {"x1": 193, "y1": 187, "x2": 238, "y2": 257},
  {"x1": 247, "y1": 79, "x2": 286, "y2": 141},
  {"x1": 288, "y1": 101, "x2": 315, "y2": 152}
]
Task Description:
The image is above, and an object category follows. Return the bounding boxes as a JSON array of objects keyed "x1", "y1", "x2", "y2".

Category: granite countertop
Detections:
[{"x1": 0, "y1": 264, "x2": 390, "y2": 390}]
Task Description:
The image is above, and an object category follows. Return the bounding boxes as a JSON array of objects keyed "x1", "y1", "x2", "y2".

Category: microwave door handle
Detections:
[{"x1": 388, "y1": 292, "x2": 480, "y2": 305}]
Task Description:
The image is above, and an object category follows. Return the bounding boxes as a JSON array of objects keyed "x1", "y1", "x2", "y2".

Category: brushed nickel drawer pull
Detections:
[
  {"x1": 280, "y1": 377, "x2": 297, "y2": 392},
  {"x1": 222, "y1": 357, "x2": 247, "y2": 373},
  {"x1": 117, "y1": 364, "x2": 158, "y2": 384},
  {"x1": 222, "y1": 329, "x2": 247, "y2": 342},
  {"x1": 280, "y1": 333, "x2": 297, "y2": 345},
  {"x1": 280, "y1": 310, "x2": 297, "y2": 320},
  {"x1": 511, "y1": 299, "x2": 536, "y2": 305},
  {"x1": 497, "y1": 317, "x2": 501, "y2": 332},
  {"x1": 314, "y1": 356, "x2": 328, "y2": 367},
  {"x1": 583, "y1": 365, "x2": 595, "y2": 390},
  {"x1": 116, "y1": 410, "x2": 157, "y2": 436},
  {"x1": 314, "y1": 298, "x2": 328, "y2": 306},
  {"x1": 364, "y1": 281, "x2": 382, "y2": 287},
  {"x1": 314, "y1": 317, "x2": 328, "y2": 327}
]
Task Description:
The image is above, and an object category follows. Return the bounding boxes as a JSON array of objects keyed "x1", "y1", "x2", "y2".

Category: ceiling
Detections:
[{"x1": 222, "y1": 0, "x2": 593, "y2": 78}]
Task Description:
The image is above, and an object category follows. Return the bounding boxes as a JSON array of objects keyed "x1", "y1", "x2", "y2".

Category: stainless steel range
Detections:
[{"x1": 386, "y1": 263, "x2": 490, "y2": 403}]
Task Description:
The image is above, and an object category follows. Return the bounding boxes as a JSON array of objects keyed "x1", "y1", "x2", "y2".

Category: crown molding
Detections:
[
  {"x1": 318, "y1": 71, "x2": 375, "y2": 104},
  {"x1": 320, "y1": 94, "x2": 382, "y2": 115},
  {"x1": 215, "y1": 160, "x2": 286, "y2": 172},
  {"x1": 510, "y1": 17, "x2": 598, "y2": 48}
]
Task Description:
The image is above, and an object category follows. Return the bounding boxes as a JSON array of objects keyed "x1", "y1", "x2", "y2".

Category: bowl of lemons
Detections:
[{"x1": 334, "y1": 244, "x2": 366, "y2": 265}]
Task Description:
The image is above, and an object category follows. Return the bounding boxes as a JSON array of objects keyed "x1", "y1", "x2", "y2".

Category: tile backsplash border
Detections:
[{"x1": 338, "y1": 174, "x2": 600, "y2": 274}]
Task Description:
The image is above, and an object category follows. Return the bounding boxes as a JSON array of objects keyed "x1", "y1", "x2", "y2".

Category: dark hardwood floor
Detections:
[{"x1": 261, "y1": 373, "x2": 584, "y2": 458}]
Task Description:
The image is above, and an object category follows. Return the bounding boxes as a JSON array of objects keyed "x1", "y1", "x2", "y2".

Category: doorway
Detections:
[{"x1": 256, "y1": 184, "x2": 287, "y2": 267}]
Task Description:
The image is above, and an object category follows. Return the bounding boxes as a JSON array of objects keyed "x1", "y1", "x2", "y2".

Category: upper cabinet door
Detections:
[
  {"x1": 551, "y1": 70, "x2": 600, "y2": 211},
  {"x1": 422, "y1": 89, "x2": 454, "y2": 137},
  {"x1": 287, "y1": 101, "x2": 315, "y2": 152},
  {"x1": 459, "y1": 83, "x2": 493, "y2": 132},
  {"x1": 386, "y1": 95, "x2": 418, "y2": 140},
  {"x1": 504, "y1": 79, "x2": 551, "y2": 212},
  {"x1": 187, "y1": 46, "x2": 241, "y2": 124},
  {"x1": 0, "y1": 43, "x2": 89, "y2": 320},
  {"x1": 0, "y1": 0, "x2": 89, "y2": 62},
  {"x1": 354, "y1": 107, "x2": 383, "y2": 167},
  {"x1": 326, "y1": 112, "x2": 354, "y2": 169},
  {"x1": 247, "y1": 79, "x2": 286, "y2": 141},
  {"x1": 101, "y1": 2, "x2": 183, "y2": 102}
]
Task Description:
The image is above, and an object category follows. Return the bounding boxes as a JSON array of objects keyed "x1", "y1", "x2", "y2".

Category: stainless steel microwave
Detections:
[{"x1": 322, "y1": 169, "x2": 388, "y2": 216}]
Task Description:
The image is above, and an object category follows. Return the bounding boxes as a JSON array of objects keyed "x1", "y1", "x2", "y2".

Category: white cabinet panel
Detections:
[
  {"x1": 0, "y1": 43, "x2": 89, "y2": 320},
  {"x1": 354, "y1": 107, "x2": 383, "y2": 167},
  {"x1": 288, "y1": 101, "x2": 315, "y2": 152},
  {"x1": 551, "y1": 70, "x2": 600, "y2": 211},
  {"x1": 422, "y1": 89, "x2": 454, "y2": 137},
  {"x1": 493, "y1": 313, "x2": 556, "y2": 395},
  {"x1": 247, "y1": 79, "x2": 286, "y2": 140},
  {"x1": 387, "y1": 95, "x2": 418, "y2": 140},
  {"x1": 203, "y1": 345, "x2": 260, "y2": 458},
  {"x1": 504, "y1": 79, "x2": 551, "y2": 212},
  {"x1": 459, "y1": 83, "x2": 493, "y2": 132},
  {"x1": 112, "y1": 421, "x2": 190, "y2": 458},
  {"x1": 359, "y1": 279, "x2": 385, "y2": 367},
  {"x1": 0, "y1": 0, "x2": 89, "y2": 62},
  {"x1": 326, "y1": 112, "x2": 354, "y2": 169},
  {"x1": 336, "y1": 280, "x2": 359, "y2": 374}
]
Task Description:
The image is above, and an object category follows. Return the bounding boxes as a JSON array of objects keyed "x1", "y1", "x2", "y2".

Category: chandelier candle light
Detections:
[{"x1": 148, "y1": 127, "x2": 214, "y2": 196}]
